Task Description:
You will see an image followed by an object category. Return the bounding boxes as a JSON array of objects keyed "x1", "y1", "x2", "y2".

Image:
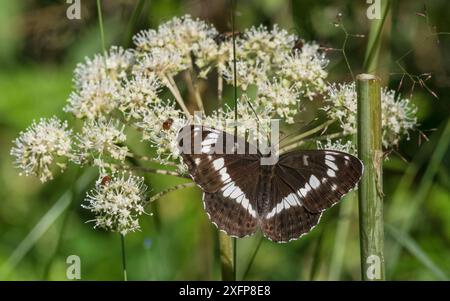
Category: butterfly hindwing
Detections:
[
  {"x1": 261, "y1": 174, "x2": 322, "y2": 242},
  {"x1": 202, "y1": 163, "x2": 260, "y2": 237},
  {"x1": 277, "y1": 150, "x2": 363, "y2": 213}
]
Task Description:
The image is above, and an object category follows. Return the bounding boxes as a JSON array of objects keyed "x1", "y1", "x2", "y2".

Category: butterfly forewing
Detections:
[{"x1": 178, "y1": 125, "x2": 261, "y2": 237}]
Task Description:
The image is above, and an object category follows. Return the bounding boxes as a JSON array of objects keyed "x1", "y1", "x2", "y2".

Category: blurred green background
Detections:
[{"x1": 0, "y1": 0, "x2": 449, "y2": 280}]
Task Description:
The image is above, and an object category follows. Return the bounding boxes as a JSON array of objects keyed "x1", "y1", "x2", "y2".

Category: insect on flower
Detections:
[
  {"x1": 162, "y1": 118, "x2": 174, "y2": 131},
  {"x1": 100, "y1": 175, "x2": 112, "y2": 186},
  {"x1": 292, "y1": 38, "x2": 304, "y2": 52}
]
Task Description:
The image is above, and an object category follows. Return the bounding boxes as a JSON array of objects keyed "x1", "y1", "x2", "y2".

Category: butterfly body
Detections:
[{"x1": 177, "y1": 125, "x2": 363, "y2": 243}]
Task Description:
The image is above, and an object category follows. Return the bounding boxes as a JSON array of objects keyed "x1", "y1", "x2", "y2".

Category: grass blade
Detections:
[
  {"x1": 387, "y1": 119, "x2": 450, "y2": 275},
  {"x1": 385, "y1": 224, "x2": 448, "y2": 280}
]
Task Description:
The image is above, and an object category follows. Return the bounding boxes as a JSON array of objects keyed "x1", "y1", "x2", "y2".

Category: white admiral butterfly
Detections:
[{"x1": 177, "y1": 125, "x2": 363, "y2": 243}]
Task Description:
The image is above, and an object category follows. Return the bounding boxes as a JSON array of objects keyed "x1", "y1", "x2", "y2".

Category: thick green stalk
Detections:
[
  {"x1": 218, "y1": 232, "x2": 234, "y2": 280},
  {"x1": 356, "y1": 74, "x2": 385, "y2": 281}
]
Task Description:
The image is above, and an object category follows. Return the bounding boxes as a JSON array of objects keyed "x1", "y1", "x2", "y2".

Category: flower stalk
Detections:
[
  {"x1": 218, "y1": 232, "x2": 234, "y2": 280},
  {"x1": 356, "y1": 74, "x2": 385, "y2": 281}
]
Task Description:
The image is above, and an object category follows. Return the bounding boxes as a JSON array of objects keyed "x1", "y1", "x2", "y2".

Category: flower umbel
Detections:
[
  {"x1": 10, "y1": 117, "x2": 72, "y2": 182},
  {"x1": 324, "y1": 82, "x2": 418, "y2": 148},
  {"x1": 75, "y1": 118, "x2": 129, "y2": 171},
  {"x1": 83, "y1": 172, "x2": 147, "y2": 236}
]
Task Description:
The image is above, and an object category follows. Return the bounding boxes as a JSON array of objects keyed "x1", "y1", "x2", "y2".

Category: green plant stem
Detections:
[
  {"x1": 218, "y1": 232, "x2": 234, "y2": 280},
  {"x1": 121, "y1": 164, "x2": 190, "y2": 179},
  {"x1": 279, "y1": 119, "x2": 337, "y2": 153},
  {"x1": 231, "y1": 0, "x2": 238, "y2": 128},
  {"x1": 328, "y1": 191, "x2": 355, "y2": 280},
  {"x1": 233, "y1": 237, "x2": 237, "y2": 280},
  {"x1": 120, "y1": 234, "x2": 128, "y2": 281},
  {"x1": 386, "y1": 224, "x2": 448, "y2": 280},
  {"x1": 96, "y1": 0, "x2": 106, "y2": 54},
  {"x1": 242, "y1": 236, "x2": 263, "y2": 280},
  {"x1": 123, "y1": 0, "x2": 146, "y2": 47},
  {"x1": 42, "y1": 168, "x2": 82, "y2": 279},
  {"x1": 186, "y1": 59, "x2": 205, "y2": 111},
  {"x1": 363, "y1": 0, "x2": 391, "y2": 72},
  {"x1": 162, "y1": 75, "x2": 191, "y2": 117},
  {"x1": 145, "y1": 182, "x2": 196, "y2": 205},
  {"x1": 217, "y1": 74, "x2": 223, "y2": 110},
  {"x1": 356, "y1": 74, "x2": 385, "y2": 281},
  {"x1": 0, "y1": 170, "x2": 95, "y2": 278},
  {"x1": 309, "y1": 226, "x2": 325, "y2": 280}
]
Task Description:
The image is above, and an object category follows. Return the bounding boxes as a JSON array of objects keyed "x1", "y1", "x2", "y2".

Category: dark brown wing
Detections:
[
  {"x1": 276, "y1": 150, "x2": 363, "y2": 213},
  {"x1": 177, "y1": 125, "x2": 260, "y2": 237},
  {"x1": 260, "y1": 173, "x2": 322, "y2": 243}
]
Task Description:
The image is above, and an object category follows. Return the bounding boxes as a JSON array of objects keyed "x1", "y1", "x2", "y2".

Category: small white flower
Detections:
[
  {"x1": 133, "y1": 47, "x2": 189, "y2": 79},
  {"x1": 75, "y1": 119, "x2": 129, "y2": 170},
  {"x1": 324, "y1": 82, "x2": 418, "y2": 148},
  {"x1": 83, "y1": 172, "x2": 147, "y2": 235},
  {"x1": 222, "y1": 59, "x2": 268, "y2": 91},
  {"x1": 118, "y1": 71, "x2": 162, "y2": 120},
  {"x1": 133, "y1": 15, "x2": 217, "y2": 59},
  {"x1": 10, "y1": 117, "x2": 72, "y2": 182},
  {"x1": 278, "y1": 43, "x2": 328, "y2": 100},
  {"x1": 64, "y1": 78, "x2": 119, "y2": 119},
  {"x1": 242, "y1": 24, "x2": 296, "y2": 65},
  {"x1": 73, "y1": 46, "x2": 134, "y2": 89},
  {"x1": 317, "y1": 138, "x2": 356, "y2": 155},
  {"x1": 381, "y1": 89, "x2": 417, "y2": 147},
  {"x1": 135, "y1": 102, "x2": 186, "y2": 162},
  {"x1": 257, "y1": 80, "x2": 300, "y2": 123}
]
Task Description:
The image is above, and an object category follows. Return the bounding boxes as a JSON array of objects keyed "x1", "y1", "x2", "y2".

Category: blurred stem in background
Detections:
[
  {"x1": 218, "y1": 232, "x2": 234, "y2": 280},
  {"x1": 357, "y1": 74, "x2": 385, "y2": 281},
  {"x1": 123, "y1": 0, "x2": 147, "y2": 48},
  {"x1": 328, "y1": 190, "x2": 356, "y2": 280},
  {"x1": 42, "y1": 167, "x2": 82, "y2": 279},
  {"x1": 97, "y1": 0, "x2": 129, "y2": 281},
  {"x1": 363, "y1": 0, "x2": 390, "y2": 73}
]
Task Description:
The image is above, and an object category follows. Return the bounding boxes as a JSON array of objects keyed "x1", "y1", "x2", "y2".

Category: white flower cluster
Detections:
[
  {"x1": 10, "y1": 117, "x2": 72, "y2": 182},
  {"x1": 133, "y1": 15, "x2": 218, "y2": 77},
  {"x1": 83, "y1": 173, "x2": 147, "y2": 235},
  {"x1": 317, "y1": 139, "x2": 356, "y2": 155},
  {"x1": 65, "y1": 46, "x2": 134, "y2": 119},
  {"x1": 220, "y1": 28, "x2": 328, "y2": 122},
  {"x1": 324, "y1": 82, "x2": 417, "y2": 148},
  {"x1": 194, "y1": 99, "x2": 273, "y2": 146},
  {"x1": 75, "y1": 119, "x2": 129, "y2": 171}
]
